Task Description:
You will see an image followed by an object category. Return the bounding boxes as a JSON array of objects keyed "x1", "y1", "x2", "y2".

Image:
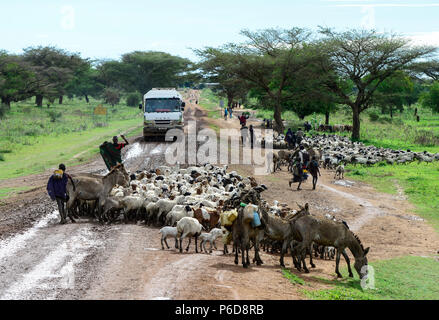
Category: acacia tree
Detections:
[
  {"x1": 0, "y1": 53, "x2": 37, "y2": 109},
  {"x1": 23, "y1": 46, "x2": 81, "y2": 107},
  {"x1": 318, "y1": 28, "x2": 436, "y2": 140},
  {"x1": 421, "y1": 81, "x2": 439, "y2": 113},
  {"x1": 195, "y1": 47, "x2": 248, "y2": 107},
  {"x1": 219, "y1": 28, "x2": 317, "y2": 133},
  {"x1": 373, "y1": 71, "x2": 414, "y2": 117},
  {"x1": 410, "y1": 60, "x2": 439, "y2": 81},
  {"x1": 97, "y1": 51, "x2": 191, "y2": 94}
]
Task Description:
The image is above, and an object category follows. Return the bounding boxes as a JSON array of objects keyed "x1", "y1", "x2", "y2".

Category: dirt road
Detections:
[{"x1": 1, "y1": 90, "x2": 438, "y2": 300}]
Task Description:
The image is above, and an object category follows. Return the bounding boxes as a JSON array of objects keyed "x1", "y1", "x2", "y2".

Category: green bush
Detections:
[
  {"x1": 126, "y1": 92, "x2": 142, "y2": 107},
  {"x1": 369, "y1": 111, "x2": 380, "y2": 122},
  {"x1": 0, "y1": 103, "x2": 8, "y2": 119},
  {"x1": 103, "y1": 88, "x2": 121, "y2": 106},
  {"x1": 0, "y1": 154, "x2": 4, "y2": 161},
  {"x1": 47, "y1": 110, "x2": 62, "y2": 122}
]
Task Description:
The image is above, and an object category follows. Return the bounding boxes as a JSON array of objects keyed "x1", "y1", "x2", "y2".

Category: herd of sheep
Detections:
[
  {"x1": 272, "y1": 134, "x2": 439, "y2": 169},
  {"x1": 97, "y1": 164, "x2": 270, "y2": 253}
]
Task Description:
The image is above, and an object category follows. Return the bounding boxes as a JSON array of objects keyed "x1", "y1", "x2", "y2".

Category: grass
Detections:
[
  {"x1": 199, "y1": 89, "x2": 225, "y2": 120},
  {"x1": 282, "y1": 269, "x2": 306, "y2": 285},
  {"x1": 347, "y1": 161, "x2": 439, "y2": 232},
  {"x1": 248, "y1": 102, "x2": 439, "y2": 153},
  {"x1": 0, "y1": 97, "x2": 142, "y2": 180},
  {"x1": 303, "y1": 256, "x2": 439, "y2": 300},
  {"x1": 0, "y1": 187, "x2": 32, "y2": 199}
]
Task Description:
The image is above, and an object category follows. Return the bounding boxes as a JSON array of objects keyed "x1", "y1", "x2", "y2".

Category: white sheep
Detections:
[
  {"x1": 199, "y1": 228, "x2": 223, "y2": 253},
  {"x1": 159, "y1": 226, "x2": 179, "y2": 250},
  {"x1": 176, "y1": 217, "x2": 203, "y2": 253},
  {"x1": 156, "y1": 195, "x2": 186, "y2": 224},
  {"x1": 165, "y1": 205, "x2": 193, "y2": 226}
]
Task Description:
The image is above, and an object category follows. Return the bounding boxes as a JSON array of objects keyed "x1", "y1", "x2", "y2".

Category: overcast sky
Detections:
[{"x1": 1, "y1": 0, "x2": 438, "y2": 61}]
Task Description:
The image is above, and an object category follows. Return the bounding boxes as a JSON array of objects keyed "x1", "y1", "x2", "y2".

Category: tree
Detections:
[
  {"x1": 97, "y1": 51, "x2": 191, "y2": 94},
  {"x1": 318, "y1": 28, "x2": 436, "y2": 140},
  {"x1": 195, "y1": 48, "x2": 249, "y2": 108},
  {"x1": 420, "y1": 81, "x2": 439, "y2": 113},
  {"x1": 0, "y1": 53, "x2": 36, "y2": 109},
  {"x1": 215, "y1": 28, "x2": 322, "y2": 133},
  {"x1": 103, "y1": 88, "x2": 120, "y2": 106},
  {"x1": 410, "y1": 60, "x2": 439, "y2": 81},
  {"x1": 373, "y1": 71, "x2": 414, "y2": 117},
  {"x1": 23, "y1": 46, "x2": 82, "y2": 107}
]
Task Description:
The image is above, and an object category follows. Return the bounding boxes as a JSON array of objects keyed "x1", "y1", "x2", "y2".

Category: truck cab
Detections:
[{"x1": 140, "y1": 88, "x2": 185, "y2": 140}]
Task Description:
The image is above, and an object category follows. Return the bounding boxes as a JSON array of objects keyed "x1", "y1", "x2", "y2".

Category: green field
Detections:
[
  {"x1": 0, "y1": 97, "x2": 143, "y2": 180},
  {"x1": 298, "y1": 256, "x2": 439, "y2": 300}
]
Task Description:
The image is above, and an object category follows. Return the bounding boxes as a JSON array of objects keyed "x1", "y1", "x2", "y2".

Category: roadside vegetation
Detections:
[
  {"x1": 0, "y1": 97, "x2": 142, "y2": 179},
  {"x1": 301, "y1": 256, "x2": 439, "y2": 300}
]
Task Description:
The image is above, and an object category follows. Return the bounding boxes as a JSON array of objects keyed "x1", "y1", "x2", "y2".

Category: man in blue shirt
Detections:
[{"x1": 47, "y1": 164, "x2": 74, "y2": 224}]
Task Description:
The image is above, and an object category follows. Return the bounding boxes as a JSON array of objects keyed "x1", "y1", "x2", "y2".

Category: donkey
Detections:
[
  {"x1": 290, "y1": 213, "x2": 370, "y2": 279},
  {"x1": 259, "y1": 201, "x2": 312, "y2": 268},
  {"x1": 66, "y1": 164, "x2": 130, "y2": 223},
  {"x1": 232, "y1": 204, "x2": 264, "y2": 268}
]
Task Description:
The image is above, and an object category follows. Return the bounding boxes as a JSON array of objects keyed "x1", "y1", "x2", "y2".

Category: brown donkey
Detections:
[{"x1": 291, "y1": 214, "x2": 369, "y2": 279}]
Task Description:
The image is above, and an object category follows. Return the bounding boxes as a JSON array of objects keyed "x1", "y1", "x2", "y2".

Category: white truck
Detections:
[{"x1": 139, "y1": 88, "x2": 185, "y2": 140}]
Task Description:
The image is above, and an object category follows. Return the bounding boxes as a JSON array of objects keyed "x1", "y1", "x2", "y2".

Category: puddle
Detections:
[
  {"x1": 0, "y1": 210, "x2": 60, "y2": 261},
  {"x1": 333, "y1": 180, "x2": 355, "y2": 187},
  {"x1": 125, "y1": 143, "x2": 143, "y2": 160}
]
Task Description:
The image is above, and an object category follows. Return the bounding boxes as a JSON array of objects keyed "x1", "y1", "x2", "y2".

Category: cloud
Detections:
[
  {"x1": 407, "y1": 31, "x2": 439, "y2": 47},
  {"x1": 60, "y1": 5, "x2": 75, "y2": 31}
]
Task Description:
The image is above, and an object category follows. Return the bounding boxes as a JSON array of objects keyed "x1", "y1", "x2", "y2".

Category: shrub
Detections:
[
  {"x1": 0, "y1": 154, "x2": 4, "y2": 161},
  {"x1": 0, "y1": 103, "x2": 8, "y2": 119},
  {"x1": 369, "y1": 111, "x2": 380, "y2": 122},
  {"x1": 126, "y1": 92, "x2": 142, "y2": 107},
  {"x1": 103, "y1": 88, "x2": 120, "y2": 106},
  {"x1": 47, "y1": 110, "x2": 62, "y2": 122}
]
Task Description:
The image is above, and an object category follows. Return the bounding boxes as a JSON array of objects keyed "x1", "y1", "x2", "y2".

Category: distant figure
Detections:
[
  {"x1": 240, "y1": 125, "x2": 249, "y2": 146},
  {"x1": 289, "y1": 157, "x2": 304, "y2": 191},
  {"x1": 285, "y1": 129, "x2": 294, "y2": 149},
  {"x1": 239, "y1": 114, "x2": 247, "y2": 127},
  {"x1": 296, "y1": 128, "x2": 304, "y2": 145},
  {"x1": 196, "y1": 100, "x2": 198, "y2": 104},
  {"x1": 307, "y1": 156, "x2": 321, "y2": 190},
  {"x1": 224, "y1": 107, "x2": 228, "y2": 120},
  {"x1": 229, "y1": 107, "x2": 233, "y2": 119},
  {"x1": 249, "y1": 125, "x2": 254, "y2": 149}
]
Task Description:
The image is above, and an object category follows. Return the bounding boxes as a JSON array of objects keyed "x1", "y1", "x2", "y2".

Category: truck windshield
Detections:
[{"x1": 145, "y1": 98, "x2": 181, "y2": 112}]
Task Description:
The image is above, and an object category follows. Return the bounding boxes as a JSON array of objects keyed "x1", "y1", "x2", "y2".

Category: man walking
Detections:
[
  {"x1": 241, "y1": 125, "x2": 249, "y2": 146},
  {"x1": 47, "y1": 164, "x2": 74, "y2": 224},
  {"x1": 307, "y1": 156, "x2": 321, "y2": 190},
  {"x1": 249, "y1": 125, "x2": 254, "y2": 149},
  {"x1": 289, "y1": 157, "x2": 304, "y2": 191}
]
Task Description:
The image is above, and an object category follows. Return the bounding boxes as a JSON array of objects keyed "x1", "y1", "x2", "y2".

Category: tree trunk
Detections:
[
  {"x1": 59, "y1": 96, "x2": 63, "y2": 105},
  {"x1": 390, "y1": 107, "x2": 393, "y2": 118},
  {"x1": 273, "y1": 103, "x2": 284, "y2": 133},
  {"x1": 1, "y1": 97, "x2": 11, "y2": 110},
  {"x1": 35, "y1": 95, "x2": 43, "y2": 107},
  {"x1": 325, "y1": 111, "x2": 330, "y2": 125},
  {"x1": 352, "y1": 106, "x2": 361, "y2": 141},
  {"x1": 85, "y1": 95, "x2": 89, "y2": 103}
]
